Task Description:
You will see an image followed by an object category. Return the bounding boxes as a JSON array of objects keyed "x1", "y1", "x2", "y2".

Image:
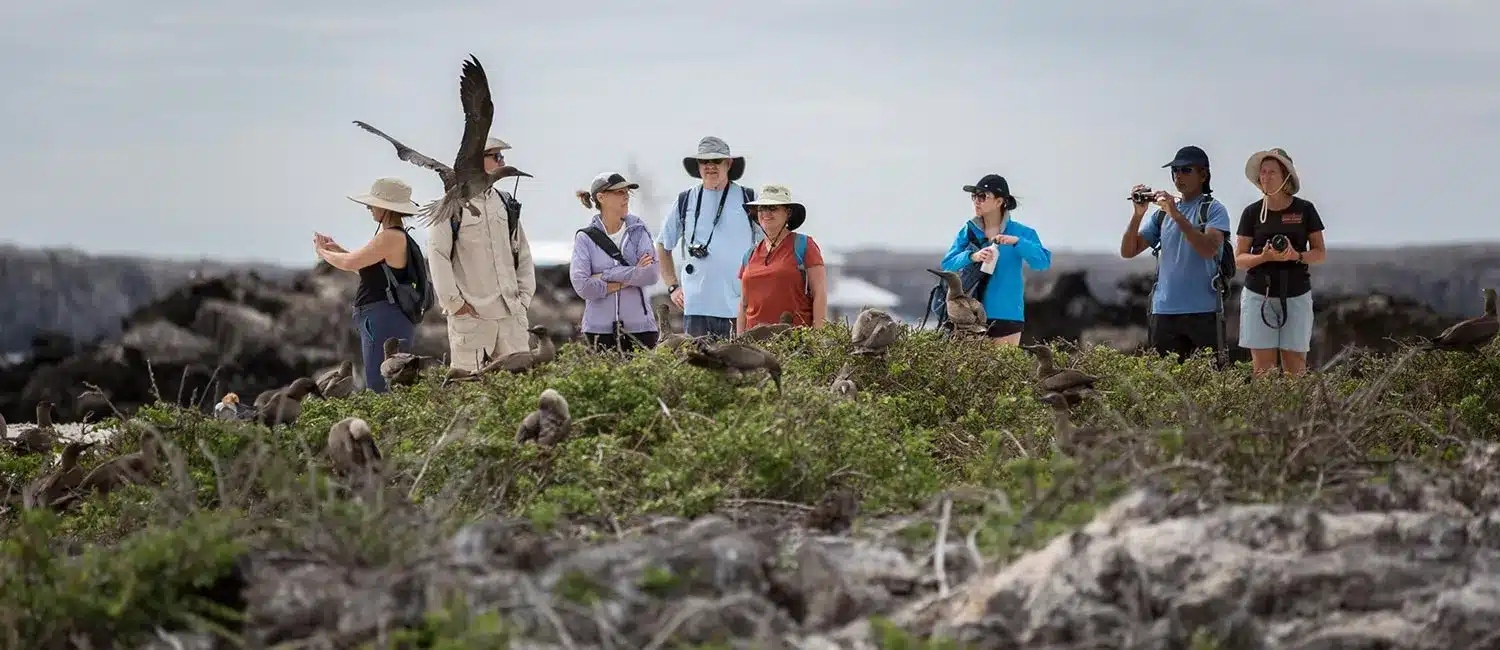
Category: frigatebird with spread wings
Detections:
[{"x1": 351, "y1": 54, "x2": 530, "y2": 227}]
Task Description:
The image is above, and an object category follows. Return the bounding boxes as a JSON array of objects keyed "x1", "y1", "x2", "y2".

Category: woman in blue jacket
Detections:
[{"x1": 939, "y1": 174, "x2": 1052, "y2": 344}]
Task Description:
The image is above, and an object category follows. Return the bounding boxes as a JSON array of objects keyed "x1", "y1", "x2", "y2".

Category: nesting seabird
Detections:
[
  {"x1": 926, "y1": 269, "x2": 988, "y2": 336},
  {"x1": 849, "y1": 308, "x2": 900, "y2": 357},
  {"x1": 516, "y1": 388, "x2": 572, "y2": 447}
]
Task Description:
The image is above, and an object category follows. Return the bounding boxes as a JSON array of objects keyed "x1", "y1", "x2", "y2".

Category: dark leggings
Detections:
[
  {"x1": 353, "y1": 302, "x2": 416, "y2": 393},
  {"x1": 584, "y1": 330, "x2": 659, "y2": 354}
]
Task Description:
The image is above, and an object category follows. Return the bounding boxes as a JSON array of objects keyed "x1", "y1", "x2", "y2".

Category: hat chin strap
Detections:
[{"x1": 1258, "y1": 177, "x2": 1290, "y2": 224}]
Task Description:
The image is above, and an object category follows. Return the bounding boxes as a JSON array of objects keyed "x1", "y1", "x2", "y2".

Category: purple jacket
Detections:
[{"x1": 569, "y1": 213, "x2": 660, "y2": 334}]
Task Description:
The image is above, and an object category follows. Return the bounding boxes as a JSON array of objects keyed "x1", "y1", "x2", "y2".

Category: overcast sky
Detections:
[{"x1": 3, "y1": 0, "x2": 1496, "y2": 267}]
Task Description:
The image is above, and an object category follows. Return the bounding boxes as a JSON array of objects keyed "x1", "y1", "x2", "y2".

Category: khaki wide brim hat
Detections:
[
  {"x1": 347, "y1": 177, "x2": 422, "y2": 215},
  {"x1": 745, "y1": 184, "x2": 806, "y2": 230},
  {"x1": 1245, "y1": 148, "x2": 1300, "y2": 195},
  {"x1": 484, "y1": 136, "x2": 512, "y2": 153}
]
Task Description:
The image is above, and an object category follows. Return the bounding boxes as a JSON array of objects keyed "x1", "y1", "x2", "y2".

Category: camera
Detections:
[
  {"x1": 1269, "y1": 234, "x2": 1290, "y2": 253},
  {"x1": 687, "y1": 244, "x2": 710, "y2": 259},
  {"x1": 1129, "y1": 187, "x2": 1156, "y2": 204}
]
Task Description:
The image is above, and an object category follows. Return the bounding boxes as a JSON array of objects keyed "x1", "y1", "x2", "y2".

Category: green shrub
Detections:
[{"x1": 0, "y1": 322, "x2": 1495, "y2": 645}]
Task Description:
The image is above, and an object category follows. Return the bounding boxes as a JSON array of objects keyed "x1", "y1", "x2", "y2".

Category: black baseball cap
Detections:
[
  {"x1": 963, "y1": 174, "x2": 1018, "y2": 210},
  {"x1": 963, "y1": 174, "x2": 1011, "y2": 196},
  {"x1": 1163, "y1": 146, "x2": 1210, "y2": 169}
]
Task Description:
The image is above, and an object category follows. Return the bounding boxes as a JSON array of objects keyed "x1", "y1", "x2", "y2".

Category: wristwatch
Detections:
[
  {"x1": 1296, "y1": 252, "x2": 1304, "y2": 263},
  {"x1": 667, "y1": 284, "x2": 680, "y2": 293}
]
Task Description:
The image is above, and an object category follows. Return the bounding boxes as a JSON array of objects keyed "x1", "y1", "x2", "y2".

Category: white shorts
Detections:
[{"x1": 1239, "y1": 289, "x2": 1313, "y2": 353}]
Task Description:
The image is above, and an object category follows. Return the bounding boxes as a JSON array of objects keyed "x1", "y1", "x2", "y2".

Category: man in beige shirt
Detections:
[{"x1": 428, "y1": 136, "x2": 537, "y2": 371}]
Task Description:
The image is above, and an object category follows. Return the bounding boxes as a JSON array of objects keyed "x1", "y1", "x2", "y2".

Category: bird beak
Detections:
[
  {"x1": 926, "y1": 269, "x2": 941, "y2": 277},
  {"x1": 499, "y1": 166, "x2": 532, "y2": 179}
]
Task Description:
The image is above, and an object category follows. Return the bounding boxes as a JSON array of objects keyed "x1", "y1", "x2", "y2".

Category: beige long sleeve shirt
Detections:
[{"x1": 427, "y1": 188, "x2": 536, "y2": 320}]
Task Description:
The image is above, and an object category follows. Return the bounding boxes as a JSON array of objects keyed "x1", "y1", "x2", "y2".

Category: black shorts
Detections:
[
  {"x1": 1148, "y1": 312, "x2": 1221, "y2": 362},
  {"x1": 986, "y1": 319, "x2": 1024, "y2": 338}
]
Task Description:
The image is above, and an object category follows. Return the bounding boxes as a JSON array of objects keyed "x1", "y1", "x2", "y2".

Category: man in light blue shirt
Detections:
[
  {"x1": 654, "y1": 136, "x2": 760, "y2": 338},
  {"x1": 1119, "y1": 145, "x2": 1234, "y2": 364}
]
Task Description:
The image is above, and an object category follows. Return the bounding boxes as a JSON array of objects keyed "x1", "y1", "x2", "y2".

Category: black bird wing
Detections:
[
  {"x1": 351, "y1": 120, "x2": 456, "y2": 190},
  {"x1": 453, "y1": 54, "x2": 495, "y2": 188}
]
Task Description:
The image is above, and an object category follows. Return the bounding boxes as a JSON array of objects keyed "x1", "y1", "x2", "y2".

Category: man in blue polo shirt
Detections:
[
  {"x1": 655, "y1": 136, "x2": 760, "y2": 338},
  {"x1": 1119, "y1": 145, "x2": 1234, "y2": 363}
]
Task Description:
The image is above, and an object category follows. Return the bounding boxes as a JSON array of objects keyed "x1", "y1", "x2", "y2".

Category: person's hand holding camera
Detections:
[
  {"x1": 1129, "y1": 184, "x2": 1153, "y2": 218},
  {"x1": 1152, "y1": 190, "x2": 1178, "y2": 214},
  {"x1": 1260, "y1": 235, "x2": 1299, "y2": 262}
]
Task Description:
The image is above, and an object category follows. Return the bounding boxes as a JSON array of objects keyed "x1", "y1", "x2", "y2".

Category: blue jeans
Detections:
[
  {"x1": 683, "y1": 315, "x2": 735, "y2": 339},
  {"x1": 353, "y1": 302, "x2": 416, "y2": 393}
]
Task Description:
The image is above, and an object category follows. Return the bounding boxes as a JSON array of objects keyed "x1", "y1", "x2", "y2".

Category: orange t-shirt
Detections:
[{"x1": 738, "y1": 233, "x2": 824, "y2": 328}]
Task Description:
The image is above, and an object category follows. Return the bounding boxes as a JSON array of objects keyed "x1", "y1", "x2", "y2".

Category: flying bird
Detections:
[{"x1": 350, "y1": 55, "x2": 531, "y2": 227}]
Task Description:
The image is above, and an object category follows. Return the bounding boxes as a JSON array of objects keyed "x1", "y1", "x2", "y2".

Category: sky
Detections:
[{"x1": 3, "y1": 0, "x2": 1497, "y2": 268}]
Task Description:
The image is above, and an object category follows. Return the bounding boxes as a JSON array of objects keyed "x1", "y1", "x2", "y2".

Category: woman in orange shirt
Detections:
[{"x1": 737, "y1": 184, "x2": 828, "y2": 332}]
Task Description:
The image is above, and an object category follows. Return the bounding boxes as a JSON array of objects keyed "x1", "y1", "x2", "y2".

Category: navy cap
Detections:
[
  {"x1": 963, "y1": 174, "x2": 1018, "y2": 210},
  {"x1": 963, "y1": 174, "x2": 1011, "y2": 196},
  {"x1": 1163, "y1": 146, "x2": 1210, "y2": 169}
]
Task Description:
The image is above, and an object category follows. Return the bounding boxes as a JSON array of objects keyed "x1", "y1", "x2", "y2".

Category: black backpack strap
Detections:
[{"x1": 577, "y1": 226, "x2": 630, "y2": 266}]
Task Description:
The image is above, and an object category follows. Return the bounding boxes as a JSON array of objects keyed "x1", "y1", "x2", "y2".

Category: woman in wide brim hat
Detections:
[
  {"x1": 315, "y1": 177, "x2": 426, "y2": 393},
  {"x1": 682, "y1": 136, "x2": 746, "y2": 181},
  {"x1": 737, "y1": 184, "x2": 826, "y2": 333},
  {"x1": 1234, "y1": 147, "x2": 1327, "y2": 379}
]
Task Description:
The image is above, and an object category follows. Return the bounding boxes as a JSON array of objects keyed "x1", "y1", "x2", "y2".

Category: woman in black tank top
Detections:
[{"x1": 315, "y1": 177, "x2": 425, "y2": 393}]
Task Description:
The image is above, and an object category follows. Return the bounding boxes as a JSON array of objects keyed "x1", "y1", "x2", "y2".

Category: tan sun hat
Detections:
[
  {"x1": 1245, "y1": 148, "x2": 1300, "y2": 195},
  {"x1": 745, "y1": 184, "x2": 806, "y2": 230},
  {"x1": 485, "y1": 137, "x2": 511, "y2": 153},
  {"x1": 347, "y1": 177, "x2": 421, "y2": 215}
]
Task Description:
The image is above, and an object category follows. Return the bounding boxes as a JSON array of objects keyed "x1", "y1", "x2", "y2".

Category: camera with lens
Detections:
[
  {"x1": 1129, "y1": 187, "x2": 1157, "y2": 204},
  {"x1": 1269, "y1": 234, "x2": 1291, "y2": 253},
  {"x1": 687, "y1": 244, "x2": 710, "y2": 259}
]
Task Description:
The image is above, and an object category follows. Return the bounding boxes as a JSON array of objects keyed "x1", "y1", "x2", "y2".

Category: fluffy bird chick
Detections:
[
  {"x1": 830, "y1": 363, "x2": 857, "y2": 400},
  {"x1": 380, "y1": 337, "x2": 438, "y2": 387},
  {"x1": 1426, "y1": 287, "x2": 1498, "y2": 352},
  {"x1": 11, "y1": 401, "x2": 59, "y2": 456},
  {"x1": 738, "y1": 311, "x2": 796, "y2": 342},
  {"x1": 24, "y1": 440, "x2": 96, "y2": 509},
  {"x1": 214, "y1": 393, "x2": 245, "y2": 420},
  {"x1": 804, "y1": 485, "x2": 860, "y2": 533},
  {"x1": 1025, "y1": 345, "x2": 1099, "y2": 395},
  {"x1": 850, "y1": 308, "x2": 900, "y2": 357},
  {"x1": 926, "y1": 269, "x2": 987, "y2": 336},
  {"x1": 326, "y1": 417, "x2": 383, "y2": 480},
  {"x1": 516, "y1": 389, "x2": 572, "y2": 447},
  {"x1": 685, "y1": 340, "x2": 784, "y2": 392},
  {"x1": 317, "y1": 361, "x2": 356, "y2": 398},
  {"x1": 256, "y1": 378, "x2": 323, "y2": 427}
]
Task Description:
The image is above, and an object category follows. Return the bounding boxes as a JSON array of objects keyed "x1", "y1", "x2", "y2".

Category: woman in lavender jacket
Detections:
[{"x1": 569, "y1": 172, "x2": 661, "y2": 352}]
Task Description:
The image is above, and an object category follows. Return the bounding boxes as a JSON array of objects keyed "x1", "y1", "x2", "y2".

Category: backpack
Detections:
[
  {"x1": 921, "y1": 224, "x2": 990, "y2": 331},
  {"x1": 383, "y1": 228, "x2": 437, "y2": 325},
  {"x1": 740, "y1": 233, "x2": 811, "y2": 296},
  {"x1": 675, "y1": 183, "x2": 760, "y2": 256},
  {"x1": 451, "y1": 189, "x2": 524, "y2": 268},
  {"x1": 576, "y1": 225, "x2": 650, "y2": 316},
  {"x1": 1147, "y1": 194, "x2": 1236, "y2": 304}
]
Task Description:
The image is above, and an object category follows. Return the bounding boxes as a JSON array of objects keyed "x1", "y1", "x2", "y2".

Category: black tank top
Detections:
[{"x1": 353, "y1": 229, "x2": 414, "y2": 308}]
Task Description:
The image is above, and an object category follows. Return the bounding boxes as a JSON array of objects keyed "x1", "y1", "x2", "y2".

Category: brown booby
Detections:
[{"x1": 926, "y1": 269, "x2": 987, "y2": 336}]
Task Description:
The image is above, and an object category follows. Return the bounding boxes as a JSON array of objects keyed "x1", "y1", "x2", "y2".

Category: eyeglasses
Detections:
[
  {"x1": 971, "y1": 192, "x2": 995, "y2": 202},
  {"x1": 1171, "y1": 166, "x2": 1196, "y2": 175},
  {"x1": 697, "y1": 159, "x2": 726, "y2": 166},
  {"x1": 488, "y1": 153, "x2": 505, "y2": 162}
]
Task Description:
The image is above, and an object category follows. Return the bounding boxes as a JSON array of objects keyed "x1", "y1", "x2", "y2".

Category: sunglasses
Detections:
[
  {"x1": 697, "y1": 159, "x2": 727, "y2": 166},
  {"x1": 971, "y1": 192, "x2": 997, "y2": 202},
  {"x1": 488, "y1": 153, "x2": 505, "y2": 162},
  {"x1": 1171, "y1": 166, "x2": 1196, "y2": 175}
]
